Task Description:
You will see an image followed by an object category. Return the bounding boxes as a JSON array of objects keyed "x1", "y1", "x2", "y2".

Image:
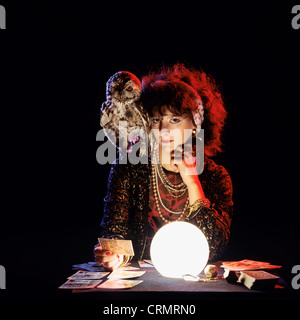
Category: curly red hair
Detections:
[{"x1": 141, "y1": 63, "x2": 227, "y2": 157}]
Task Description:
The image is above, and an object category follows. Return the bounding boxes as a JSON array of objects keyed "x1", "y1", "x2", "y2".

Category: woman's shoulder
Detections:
[
  {"x1": 202, "y1": 156, "x2": 233, "y2": 192},
  {"x1": 204, "y1": 157, "x2": 230, "y2": 177},
  {"x1": 110, "y1": 156, "x2": 151, "y2": 177}
]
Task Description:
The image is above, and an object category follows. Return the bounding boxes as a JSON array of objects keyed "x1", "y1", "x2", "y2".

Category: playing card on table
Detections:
[
  {"x1": 119, "y1": 266, "x2": 140, "y2": 271},
  {"x1": 98, "y1": 238, "x2": 134, "y2": 256},
  {"x1": 72, "y1": 261, "x2": 105, "y2": 272},
  {"x1": 138, "y1": 260, "x2": 154, "y2": 268},
  {"x1": 97, "y1": 279, "x2": 143, "y2": 289},
  {"x1": 108, "y1": 270, "x2": 146, "y2": 279},
  {"x1": 221, "y1": 259, "x2": 281, "y2": 271},
  {"x1": 59, "y1": 279, "x2": 102, "y2": 289},
  {"x1": 68, "y1": 270, "x2": 109, "y2": 280}
]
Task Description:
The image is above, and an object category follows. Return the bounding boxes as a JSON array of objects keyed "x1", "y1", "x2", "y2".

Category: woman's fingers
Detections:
[
  {"x1": 94, "y1": 246, "x2": 119, "y2": 264},
  {"x1": 94, "y1": 245, "x2": 108, "y2": 256},
  {"x1": 97, "y1": 252, "x2": 118, "y2": 263},
  {"x1": 94, "y1": 245, "x2": 124, "y2": 270},
  {"x1": 109, "y1": 259, "x2": 123, "y2": 271},
  {"x1": 94, "y1": 245, "x2": 103, "y2": 254},
  {"x1": 103, "y1": 254, "x2": 124, "y2": 271},
  {"x1": 94, "y1": 246, "x2": 114, "y2": 258}
]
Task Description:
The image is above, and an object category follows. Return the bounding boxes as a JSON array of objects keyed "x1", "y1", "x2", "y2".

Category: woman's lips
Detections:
[{"x1": 161, "y1": 139, "x2": 174, "y2": 143}]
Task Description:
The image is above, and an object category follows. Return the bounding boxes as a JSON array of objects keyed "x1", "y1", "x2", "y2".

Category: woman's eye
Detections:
[
  {"x1": 152, "y1": 118, "x2": 161, "y2": 124},
  {"x1": 170, "y1": 118, "x2": 180, "y2": 124}
]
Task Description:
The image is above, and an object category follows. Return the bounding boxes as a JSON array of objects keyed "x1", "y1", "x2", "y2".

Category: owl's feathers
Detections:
[{"x1": 100, "y1": 71, "x2": 150, "y2": 156}]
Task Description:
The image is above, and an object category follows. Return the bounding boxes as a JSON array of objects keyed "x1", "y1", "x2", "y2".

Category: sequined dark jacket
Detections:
[{"x1": 99, "y1": 157, "x2": 233, "y2": 261}]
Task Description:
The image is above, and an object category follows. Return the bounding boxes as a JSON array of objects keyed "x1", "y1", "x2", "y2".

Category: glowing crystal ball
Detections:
[{"x1": 150, "y1": 221, "x2": 209, "y2": 278}]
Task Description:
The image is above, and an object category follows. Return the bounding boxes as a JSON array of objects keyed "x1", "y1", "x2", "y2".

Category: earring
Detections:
[{"x1": 192, "y1": 128, "x2": 203, "y2": 142}]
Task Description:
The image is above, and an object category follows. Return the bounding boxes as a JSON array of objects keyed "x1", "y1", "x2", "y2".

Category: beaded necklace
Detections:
[{"x1": 151, "y1": 145, "x2": 189, "y2": 223}]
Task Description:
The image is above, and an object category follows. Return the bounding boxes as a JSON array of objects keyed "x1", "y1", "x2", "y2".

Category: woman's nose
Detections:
[
  {"x1": 159, "y1": 121, "x2": 170, "y2": 132},
  {"x1": 159, "y1": 127, "x2": 170, "y2": 137}
]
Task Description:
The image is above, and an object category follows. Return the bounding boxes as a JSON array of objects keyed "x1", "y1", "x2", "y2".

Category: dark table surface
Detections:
[{"x1": 68, "y1": 261, "x2": 294, "y2": 300}]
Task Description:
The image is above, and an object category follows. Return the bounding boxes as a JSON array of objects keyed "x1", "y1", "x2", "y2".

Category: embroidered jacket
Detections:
[{"x1": 99, "y1": 157, "x2": 233, "y2": 261}]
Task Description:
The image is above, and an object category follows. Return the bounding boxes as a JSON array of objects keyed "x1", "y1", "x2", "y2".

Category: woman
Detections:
[{"x1": 94, "y1": 63, "x2": 233, "y2": 271}]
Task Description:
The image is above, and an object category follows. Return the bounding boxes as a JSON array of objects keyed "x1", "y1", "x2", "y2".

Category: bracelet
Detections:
[
  {"x1": 187, "y1": 198, "x2": 211, "y2": 217},
  {"x1": 119, "y1": 255, "x2": 130, "y2": 267}
]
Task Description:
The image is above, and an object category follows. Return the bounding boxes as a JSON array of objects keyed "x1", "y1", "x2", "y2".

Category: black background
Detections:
[{"x1": 0, "y1": 0, "x2": 299, "y2": 305}]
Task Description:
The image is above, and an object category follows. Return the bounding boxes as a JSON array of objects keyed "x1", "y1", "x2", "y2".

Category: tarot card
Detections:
[
  {"x1": 119, "y1": 266, "x2": 140, "y2": 271},
  {"x1": 68, "y1": 270, "x2": 109, "y2": 280},
  {"x1": 97, "y1": 279, "x2": 143, "y2": 289},
  {"x1": 72, "y1": 261, "x2": 105, "y2": 272},
  {"x1": 138, "y1": 260, "x2": 154, "y2": 268},
  {"x1": 108, "y1": 270, "x2": 146, "y2": 279},
  {"x1": 98, "y1": 238, "x2": 135, "y2": 256},
  {"x1": 59, "y1": 279, "x2": 102, "y2": 289},
  {"x1": 221, "y1": 259, "x2": 281, "y2": 271}
]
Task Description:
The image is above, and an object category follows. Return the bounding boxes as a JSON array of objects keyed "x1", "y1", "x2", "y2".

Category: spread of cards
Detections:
[{"x1": 59, "y1": 239, "x2": 146, "y2": 290}]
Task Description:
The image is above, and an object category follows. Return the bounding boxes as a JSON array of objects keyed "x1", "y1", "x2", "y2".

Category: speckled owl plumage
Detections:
[{"x1": 100, "y1": 71, "x2": 150, "y2": 156}]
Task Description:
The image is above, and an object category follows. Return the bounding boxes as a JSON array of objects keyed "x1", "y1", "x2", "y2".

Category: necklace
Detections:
[
  {"x1": 151, "y1": 144, "x2": 190, "y2": 222},
  {"x1": 154, "y1": 145, "x2": 187, "y2": 197},
  {"x1": 151, "y1": 164, "x2": 189, "y2": 222},
  {"x1": 156, "y1": 165, "x2": 187, "y2": 198}
]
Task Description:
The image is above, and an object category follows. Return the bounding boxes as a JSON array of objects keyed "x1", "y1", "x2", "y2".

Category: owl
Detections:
[{"x1": 100, "y1": 71, "x2": 150, "y2": 157}]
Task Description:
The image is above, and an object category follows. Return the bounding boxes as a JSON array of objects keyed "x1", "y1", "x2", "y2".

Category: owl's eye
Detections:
[{"x1": 126, "y1": 86, "x2": 133, "y2": 91}]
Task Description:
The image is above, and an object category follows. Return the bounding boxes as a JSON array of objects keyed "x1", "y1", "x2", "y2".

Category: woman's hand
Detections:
[
  {"x1": 171, "y1": 147, "x2": 199, "y2": 187},
  {"x1": 94, "y1": 245, "x2": 124, "y2": 271},
  {"x1": 171, "y1": 147, "x2": 206, "y2": 204}
]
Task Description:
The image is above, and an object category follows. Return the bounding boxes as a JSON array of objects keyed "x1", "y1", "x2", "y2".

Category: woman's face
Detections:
[{"x1": 150, "y1": 108, "x2": 196, "y2": 153}]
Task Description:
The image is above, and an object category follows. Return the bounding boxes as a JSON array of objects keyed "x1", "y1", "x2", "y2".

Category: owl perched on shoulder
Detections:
[{"x1": 100, "y1": 71, "x2": 150, "y2": 156}]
